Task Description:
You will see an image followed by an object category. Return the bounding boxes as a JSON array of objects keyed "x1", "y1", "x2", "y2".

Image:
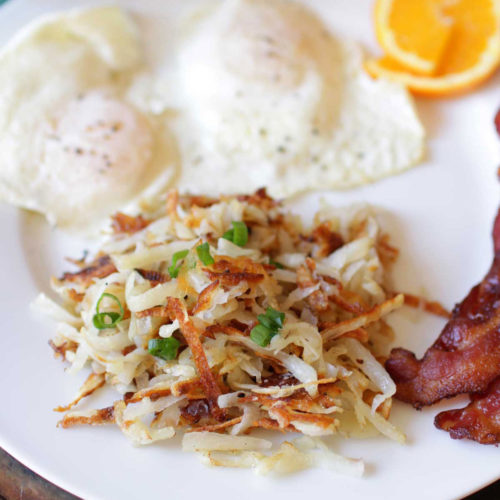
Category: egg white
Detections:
[{"x1": 162, "y1": 0, "x2": 425, "y2": 197}]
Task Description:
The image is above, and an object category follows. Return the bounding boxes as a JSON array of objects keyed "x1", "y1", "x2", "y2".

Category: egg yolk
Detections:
[{"x1": 43, "y1": 91, "x2": 153, "y2": 195}]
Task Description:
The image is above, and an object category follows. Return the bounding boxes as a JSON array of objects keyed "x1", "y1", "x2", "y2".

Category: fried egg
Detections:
[
  {"x1": 169, "y1": 0, "x2": 425, "y2": 196},
  {"x1": 0, "y1": 1, "x2": 425, "y2": 230},
  {"x1": 0, "y1": 6, "x2": 177, "y2": 229}
]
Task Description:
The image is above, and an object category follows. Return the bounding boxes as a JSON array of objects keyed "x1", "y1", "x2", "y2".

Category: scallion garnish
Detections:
[
  {"x1": 93, "y1": 293, "x2": 124, "y2": 330},
  {"x1": 256, "y1": 314, "x2": 277, "y2": 331},
  {"x1": 250, "y1": 306, "x2": 285, "y2": 347},
  {"x1": 196, "y1": 242, "x2": 214, "y2": 266},
  {"x1": 223, "y1": 221, "x2": 248, "y2": 247},
  {"x1": 168, "y1": 249, "x2": 189, "y2": 278},
  {"x1": 148, "y1": 337, "x2": 180, "y2": 360},
  {"x1": 262, "y1": 307, "x2": 285, "y2": 328},
  {"x1": 250, "y1": 324, "x2": 274, "y2": 347}
]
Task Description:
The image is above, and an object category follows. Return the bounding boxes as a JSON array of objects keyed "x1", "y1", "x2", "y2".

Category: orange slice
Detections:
[
  {"x1": 368, "y1": 0, "x2": 500, "y2": 96},
  {"x1": 375, "y1": 0, "x2": 453, "y2": 75}
]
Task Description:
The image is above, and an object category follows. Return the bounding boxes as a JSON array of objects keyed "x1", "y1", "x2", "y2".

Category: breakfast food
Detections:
[
  {"x1": 374, "y1": 0, "x2": 453, "y2": 75},
  {"x1": 171, "y1": 0, "x2": 425, "y2": 196},
  {"x1": 0, "y1": 2, "x2": 426, "y2": 229},
  {"x1": 386, "y1": 208, "x2": 500, "y2": 444},
  {"x1": 368, "y1": 0, "x2": 500, "y2": 96},
  {"x1": 434, "y1": 376, "x2": 500, "y2": 444},
  {"x1": 0, "y1": 7, "x2": 176, "y2": 229},
  {"x1": 36, "y1": 189, "x2": 406, "y2": 474}
]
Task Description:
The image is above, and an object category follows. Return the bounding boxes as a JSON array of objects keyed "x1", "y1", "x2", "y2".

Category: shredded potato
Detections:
[
  {"x1": 183, "y1": 432, "x2": 272, "y2": 452},
  {"x1": 40, "y1": 188, "x2": 407, "y2": 475}
]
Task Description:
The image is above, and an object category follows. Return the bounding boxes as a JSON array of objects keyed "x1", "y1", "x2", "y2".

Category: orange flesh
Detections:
[
  {"x1": 435, "y1": 0, "x2": 497, "y2": 74},
  {"x1": 370, "y1": 0, "x2": 500, "y2": 96},
  {"x1": 386, "y1": 0, "x2": 452, "y2": 73}
]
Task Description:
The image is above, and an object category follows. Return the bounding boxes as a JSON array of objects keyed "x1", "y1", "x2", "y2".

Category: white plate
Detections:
[{"x1": 0, "y1": 1, "x2": 499, "y2": 499}]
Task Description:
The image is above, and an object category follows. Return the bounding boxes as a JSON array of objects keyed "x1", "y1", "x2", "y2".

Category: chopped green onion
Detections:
[
  {"x1": 148, "y1": 337, "x2": 180, "y2": 360},
  {"x1": 264, "y1": 307, "x2": 285, "y2": 328},
  {"x1": 256, "y1": 314, "x2": 277, "y2": 331},
  {"x1": 196, "y1": 242, "x2": 214, "y2": 266},
  {"x1": 231, "y1": 221, "x2": 248, "y2": 246},
  {"x1": 93, "y1": 312, "x2": 121, "y2": 330},
  {"x1": 93, "y1": 293, "x2": 124, "y2": 330},
  {"x1": 168, "y1": 249, "x2": 189, "y2": 278},
  {"x1": 222, "y1": 221, "x2": 248, "y2": 247},
  {"x1": 269, "y1": 259, "x2": 284, "y2": 269},
  {"x1": 250, "y1": 307, "x2": 285, "y2": 347},
  {"x1": 250, "y1": 324, "x2": 276, "y2": 347}
]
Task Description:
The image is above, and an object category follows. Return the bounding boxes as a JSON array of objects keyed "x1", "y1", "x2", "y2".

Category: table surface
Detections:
[{"x1": 0, "y1": 445, "x2": 498, "y2": 500}]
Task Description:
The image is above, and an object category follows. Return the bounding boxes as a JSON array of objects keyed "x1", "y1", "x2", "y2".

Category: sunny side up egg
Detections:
[
  {"x1": 170, "y1": 0, "x2": 425, "y2": 197},
  {"x1": 0, "y1": 7, "x2": 177, "y2": 230},
  {"x1": 0, "y1": 0, "x2": 425, "y2": 230}
]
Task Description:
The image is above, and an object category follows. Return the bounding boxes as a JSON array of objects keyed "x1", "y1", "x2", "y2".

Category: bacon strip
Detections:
[
  {"x1": 434, "y1": 376, "x2": 500, "y2": 444},
  {"x1": 386, "y1": 209, "x2": 500, "y2": 409},
  {"x1": 61, "y1": 255, "x2": 116, "y2": 285}
]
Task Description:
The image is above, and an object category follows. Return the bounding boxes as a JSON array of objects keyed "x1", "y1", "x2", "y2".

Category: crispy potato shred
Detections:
[{"x1": 39, "y1": 189, "x2": 419, "y2": 475}]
